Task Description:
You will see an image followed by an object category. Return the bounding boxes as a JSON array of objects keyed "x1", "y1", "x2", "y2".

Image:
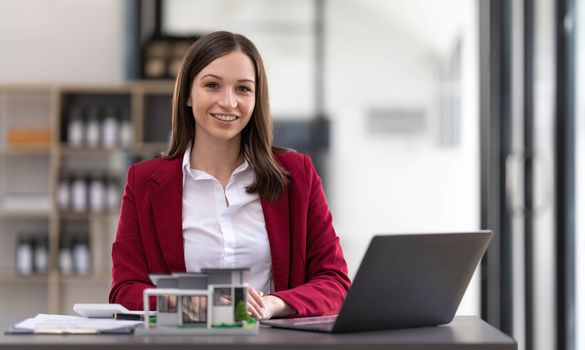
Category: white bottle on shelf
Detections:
[
  {"x1": 57, "y1": 175, "x2": 71, "y2": 210},
  {"x1": 89, "y1": 175, "x2": 106, "y2": 213},
  {"x1": 71, "y1": 175, "x2": 87, "y2": 212},
  {"x1": 86, "y1": 106, "x2": 101, "y2": 148},
  {"x1": 16, "y1": 236, "x2": 33, "y2": 276},
  {"x1": 119, "y1": 107, "x2": 133, "y2": 148},
  {"x1": 67, "y1": 106, "x2": 84, "y2": 147},
  {"x1": 34, "y1": 236, "x2": 48, "y2": 274},
  {"x1": 59, "y1": 238, "x2": 73, "y2": 276},
  {"x1": 102, "y1": 106, "x2": 119, "y2": 148},
  {"x1": 73, "y1": 237, "x2": 90, "y2": 276}
]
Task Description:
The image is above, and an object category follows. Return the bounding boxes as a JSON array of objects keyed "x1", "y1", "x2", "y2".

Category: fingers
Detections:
[
  {"x1": 249, "y1": 287, "x2": 265, "y2": 308},
  {"x1": 247, "y1": 287, "x2": 267, "y2": 319},
  {"x1": 247, "y1": 301, "x2": 262, "y2": 319},
  {"x1": 247, "y1": 292, "x2": 264, "y2": 318}
]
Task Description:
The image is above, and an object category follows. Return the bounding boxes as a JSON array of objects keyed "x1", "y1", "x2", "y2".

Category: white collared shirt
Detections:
[{"x1": 181, "y1": 144, "x2": 274, "y2": 294}]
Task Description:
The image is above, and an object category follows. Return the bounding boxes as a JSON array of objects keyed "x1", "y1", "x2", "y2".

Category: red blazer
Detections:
[{"x1": 109, "y1": 150, "x2": 351, "y2": 317}]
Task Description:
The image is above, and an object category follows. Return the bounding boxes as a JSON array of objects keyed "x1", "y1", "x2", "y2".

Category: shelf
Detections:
[
  {"x1": 59, "y1": 145, "x2": 133, "y2": 156},
  {"x1": 0, "y1": 85, "x2": 54, "y2": 92},
  {"x1": 0, "y1": 272, "x2": 48, "y2": 284},
  {"x1": 59, "y1": 211, "x2": 118, "y2": 220},
  {"x1": 0, "y1": 210, "x2": 52, "y2": 219},
  {"x1": 0, "y1": 82, "x2": 175, "y2": 314},
  {"x1": 58, "y1": 85, "x2": 132, "y2": 94},
  {"x1": 59, "y1": 144, "x2": 167, "y2": 156},
  {"x1": 133, "y1": 80, "x2": 174, "y2": 93},
  {"x1": 59, "y1": 273, "x2": 110, "y2": 284},
  {"x1": 0, "y1": 146, "x2": 52, "y2": 156}
]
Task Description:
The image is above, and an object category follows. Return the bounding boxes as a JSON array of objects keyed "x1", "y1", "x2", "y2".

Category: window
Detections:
[
  {"x1": 157, "y1": 294, "x2": 177, "y2": 313},
  {"x1": 182, "y1": 295, "x2": 207, "y2": 324},
  {"x1": 213, "y1": 287, "x2": 232, "y2": 306}
]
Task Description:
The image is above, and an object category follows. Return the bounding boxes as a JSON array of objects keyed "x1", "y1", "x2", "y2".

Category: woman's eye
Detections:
[
  {"x1": 237, "y1": 86, "x2": 252, "y2": 93},
  {"x1": 205, "y1": 83, "x2": 219, "y2": 89}
]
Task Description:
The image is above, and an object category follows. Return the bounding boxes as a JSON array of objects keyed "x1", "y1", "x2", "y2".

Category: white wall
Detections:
[{"x1": 0, "y1": 0, "x2": 124, "y2": 84}]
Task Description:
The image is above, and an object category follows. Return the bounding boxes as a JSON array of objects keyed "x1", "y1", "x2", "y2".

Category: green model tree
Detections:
[{"x1": 235, "y1": 300, "x2": 248, "y2": 324}]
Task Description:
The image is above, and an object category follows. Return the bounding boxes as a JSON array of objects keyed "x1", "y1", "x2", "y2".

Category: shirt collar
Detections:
[
  {"x1": 182, "y1": 141, "x2": 193, "y2": 178},
  {"x1": 182, "y1": 141, "x2": 250, "y2": 181}
]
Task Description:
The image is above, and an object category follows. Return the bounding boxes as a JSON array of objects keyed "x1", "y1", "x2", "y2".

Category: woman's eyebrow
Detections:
[
  {"x1": 237, "y1": 79, "x2": 255, "y2": 85},
  {"x1": 200, "y1": 74, "x2": 222, "y2": 80},
  {"x1": 200, "y1": 74, "x2": 255, "y2": 85}
]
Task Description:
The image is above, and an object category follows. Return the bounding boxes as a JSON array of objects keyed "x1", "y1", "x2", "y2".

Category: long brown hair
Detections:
[{"x1": 164, "y1": 31, "x2": 288, "y2": 201}]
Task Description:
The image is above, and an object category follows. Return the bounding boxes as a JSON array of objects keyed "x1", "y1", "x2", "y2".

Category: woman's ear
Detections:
[{"x1": 187, "y1": 97, "x2": 192, "y2": 107}]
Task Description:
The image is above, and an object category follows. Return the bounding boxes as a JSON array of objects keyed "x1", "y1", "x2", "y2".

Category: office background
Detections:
[{"x1": 0, "y1": 1, "x2": 582, "y2": 350}]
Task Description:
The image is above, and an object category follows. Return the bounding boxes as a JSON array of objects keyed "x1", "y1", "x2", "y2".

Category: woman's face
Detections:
[{"x1": 187, "y1": 50, "x2": 256, "y2": 145}]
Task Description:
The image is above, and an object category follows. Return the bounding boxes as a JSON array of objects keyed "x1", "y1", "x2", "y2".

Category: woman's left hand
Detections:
[
  {"x1": 247, "y1": 286, "x2": 267, "y2": 319},
  {"x1": 247, "y1": 286, "x2": 295, "y2": 320}
]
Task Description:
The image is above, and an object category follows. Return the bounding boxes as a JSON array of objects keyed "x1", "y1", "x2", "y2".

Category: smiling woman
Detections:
[
  {"x1": 187, "y1": 51, "x2": 256, "y2": 161},
  {"x1": 164, "y1": 31, "x2": 287, "y2": 202},
  {"x1": 108, "y1": 31, "x2": 351, "y2": 321}
]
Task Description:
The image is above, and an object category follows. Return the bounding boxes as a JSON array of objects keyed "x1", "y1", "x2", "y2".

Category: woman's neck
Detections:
[{"x1": 190, "y1": 135, "x2": 244, "y2": 187}]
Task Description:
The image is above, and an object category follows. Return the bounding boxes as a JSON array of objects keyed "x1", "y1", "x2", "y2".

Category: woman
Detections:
[{"x1": 109, "y1": 31, "x2": 350, "y2": 319}]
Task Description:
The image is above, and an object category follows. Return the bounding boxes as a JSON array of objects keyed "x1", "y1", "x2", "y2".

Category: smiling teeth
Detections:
[{"x1": 213, "y1": 114, "x2": 238, "y2": 121}]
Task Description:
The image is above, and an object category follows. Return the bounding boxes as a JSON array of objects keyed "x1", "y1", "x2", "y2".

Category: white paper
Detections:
[{"x1": 14, "y1": 314, "x2": 142, "y2": 332}]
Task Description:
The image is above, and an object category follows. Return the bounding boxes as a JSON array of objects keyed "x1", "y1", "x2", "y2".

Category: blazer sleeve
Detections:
[
  {"x1": 108, "y1": 165, "x2": 155, "y2": 310},
  {"x1": 271, "y1": 155, "x2": 351, "y2": 316}
]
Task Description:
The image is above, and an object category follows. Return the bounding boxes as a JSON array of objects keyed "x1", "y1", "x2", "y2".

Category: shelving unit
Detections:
[{"x1": 0, "y1": 81, "x2": 174, "y2": 316}]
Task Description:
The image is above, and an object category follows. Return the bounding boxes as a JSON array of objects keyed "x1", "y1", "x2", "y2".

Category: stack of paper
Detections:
[{"x1": 10, "y1": 314, "x2": 142, "y2": 334}]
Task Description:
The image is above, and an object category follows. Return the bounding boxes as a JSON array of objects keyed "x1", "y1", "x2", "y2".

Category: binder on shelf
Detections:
[{"x1": 6, "y1": 129, "x2": 52, "y2": 147}]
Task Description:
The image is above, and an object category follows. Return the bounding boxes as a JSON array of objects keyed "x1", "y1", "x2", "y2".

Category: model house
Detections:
[{"x1": 142, "y1": 268, "x2": 256, "y2": 331}]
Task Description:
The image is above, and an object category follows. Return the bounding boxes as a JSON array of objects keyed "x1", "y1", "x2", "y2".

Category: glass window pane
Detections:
[
  {"x1": 213, "y1": 287, "x2": 232, "y2": 306},
  {"x1": 182, "y1": 295, "x2": 208, "y2": 324},
  {"x1": 157, "y1": 294, "x2": 177, "y2": 313},
  {"x1": 326, "y1": 0, "x2": 480, "y2": 316}
]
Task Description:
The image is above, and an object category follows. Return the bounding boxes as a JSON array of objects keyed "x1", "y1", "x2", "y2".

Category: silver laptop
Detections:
[{"x1": 261, "y1": 231, "x2": 493, "y2": 333}]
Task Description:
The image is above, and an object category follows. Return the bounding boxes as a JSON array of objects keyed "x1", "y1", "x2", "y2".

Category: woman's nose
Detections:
[{"x1": 218, "y1": 88, "x2": 237, "y2": 109}]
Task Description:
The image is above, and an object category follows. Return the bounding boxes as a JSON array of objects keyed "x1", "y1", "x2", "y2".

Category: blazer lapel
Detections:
[
  {"x1": 261, "y1": 188, "x2": 290, "y2": 292},
  {"x1": 150, "y1": 158, "x2": 186, "y2": 273}
]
